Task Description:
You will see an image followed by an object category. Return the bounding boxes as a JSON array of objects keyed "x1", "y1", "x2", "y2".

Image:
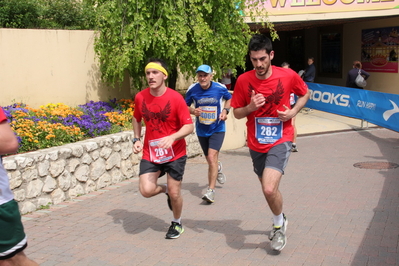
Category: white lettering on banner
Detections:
[
  {"x1": 309, "y1": 89, "x2": 350, "y2": 107},
  {"x1": 383, "y1": 100, "x2": 399, "y2": 121},
  {"x1": 356, "y1": 100, "x2": 377, "y2": 110}
]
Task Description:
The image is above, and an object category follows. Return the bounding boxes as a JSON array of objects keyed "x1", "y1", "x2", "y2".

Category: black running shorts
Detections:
[{"x1": 139, "y1": 155, "x2": 187, "y2": 181}]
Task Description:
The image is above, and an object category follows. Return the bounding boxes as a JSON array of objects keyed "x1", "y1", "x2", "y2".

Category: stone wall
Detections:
[{"x1": 3, "y1": 130, "x2": 202, "y2": 215}]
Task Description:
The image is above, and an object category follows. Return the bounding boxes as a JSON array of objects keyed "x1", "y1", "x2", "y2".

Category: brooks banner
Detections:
[{"x1": 305, "y1": 83, "x2": 399, "y2": 132}]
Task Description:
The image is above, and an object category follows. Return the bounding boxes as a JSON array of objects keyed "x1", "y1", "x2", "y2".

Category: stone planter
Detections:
[{"x1": 4, "y1": 130, "x2": 202, "y2": 214}]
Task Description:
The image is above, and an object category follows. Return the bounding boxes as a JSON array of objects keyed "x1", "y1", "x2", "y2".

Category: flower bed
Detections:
[{"x1": 2, "y1": 99, "x2": 134, "y2": 153}]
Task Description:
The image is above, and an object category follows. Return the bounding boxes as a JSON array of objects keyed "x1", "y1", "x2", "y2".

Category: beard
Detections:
[
  {"x1": 256, "y1": 68, "x2": 267, "y2": 76},
  {"x1": 255, "y1": 62, "x2": 271, "y2": 79}
]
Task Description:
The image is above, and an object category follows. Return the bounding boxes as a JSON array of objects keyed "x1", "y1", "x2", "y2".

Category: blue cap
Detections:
[{"x1": 196, "y1": 65, "x2": 212, "y2": 74}]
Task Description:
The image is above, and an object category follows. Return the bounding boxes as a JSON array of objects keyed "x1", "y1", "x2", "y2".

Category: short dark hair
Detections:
[
  {"x1": 147, "y1": 58, "x2": 169, "y2": 73},
  {"x1": 248, "y1": 34, "x2": 273, "y2": 54},
  {"x1": 353, "y1": 60, "x2": 362, "y2": 69}
]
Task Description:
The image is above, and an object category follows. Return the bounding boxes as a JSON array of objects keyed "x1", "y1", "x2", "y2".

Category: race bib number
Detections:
[
  {"x1": 255, "y1": 117, "x2": 283, "y2": 144},
  {"x1": 149, "y1": 138, "x2": 175, "y2": 164},
  {"x1": 198, "y1": 106, "x2": 217, "y2": 125}
]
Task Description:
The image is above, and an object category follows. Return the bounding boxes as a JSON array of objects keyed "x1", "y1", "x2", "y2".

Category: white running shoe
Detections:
[
  {"x1": 217, "y1": 172, "x2": 226, "y2": 184},
  {"x1": 269, "y1": 214, "x2": 288, "y2": 251},
  {"x1": 202, "y1": 188, "x2": 215, "y2": 203}
]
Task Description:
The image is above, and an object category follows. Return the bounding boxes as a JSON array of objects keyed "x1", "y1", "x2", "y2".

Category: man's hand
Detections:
[
  {"x1": 132, "y1": 141, "x2": 143, "y2": 154},
  {"x1": 193, "y1": 107, "x2": 202, "y2": 117},
  {"x1": 248, "y1": 90, "x2": 265, "y2": 112},
  {"x1": 277, "y1": 105, "x2": 294, "y2": 122},
  {"x1": 219, "y1": 110, "x2": 228, "y2": 121},
  {"x1": 157, "y1": 136, "x2": 175, "y2": 149}
]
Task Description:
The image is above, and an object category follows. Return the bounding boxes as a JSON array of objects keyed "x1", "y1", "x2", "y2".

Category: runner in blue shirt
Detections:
[{"x1": 185, "y1": 65, "x2": 232, "y2": 203}]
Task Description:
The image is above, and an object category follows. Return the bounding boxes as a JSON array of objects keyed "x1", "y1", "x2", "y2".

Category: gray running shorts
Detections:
[{"x1": 249, "y1": 142, "x2": 292, "y2": 177}]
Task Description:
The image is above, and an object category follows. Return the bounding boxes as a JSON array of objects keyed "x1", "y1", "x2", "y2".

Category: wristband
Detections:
[
  {"x1": 223, "y1": 108, "x2": 230, "y2": 114},
  {"x1": 132, "y1": 138, "x2": 141, "y2": 144}
]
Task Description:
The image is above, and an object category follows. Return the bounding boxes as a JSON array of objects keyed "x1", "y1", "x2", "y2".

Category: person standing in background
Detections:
[
  {"x1": 346, "y1": 60, "x2": 370, "y2": 89},
  {"x1": 302, "y1": 57, "x2": 315, "y2": 112},
  {"x1": 303, "y1": 57, "x2": 316, "y2": 83},
  {"x1": 220, "y1": 68, "x2": 233, "y2": 90}
]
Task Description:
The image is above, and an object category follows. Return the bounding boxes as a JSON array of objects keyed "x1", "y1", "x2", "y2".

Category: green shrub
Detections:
[
  {"x1": 0, "y1": 0, "x2": 96, "y2": 29},
  {"x1": 0, "y1": 0, "x2": 40, "y2": 28},
  {"x1": 38, "y1": 0, "x2": 96, "y2": 30}
]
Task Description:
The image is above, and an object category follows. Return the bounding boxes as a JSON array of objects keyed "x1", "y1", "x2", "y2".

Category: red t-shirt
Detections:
[
  {"x1": 134, "y1": 87, "x2": 193, "y2": 163},
  {"x1": 231, "y1": 66, "x2": 308, "y2": 153}
]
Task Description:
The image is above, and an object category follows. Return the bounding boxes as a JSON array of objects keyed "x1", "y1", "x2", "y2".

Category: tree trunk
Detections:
[{"x1": 167, "y1": 68, "x2": 178, "y2": 90}]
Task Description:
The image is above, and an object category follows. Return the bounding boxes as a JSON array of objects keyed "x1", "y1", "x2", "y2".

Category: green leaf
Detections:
[{"x1": 93, "y1": 0, "x2": 277, "y2": 89}]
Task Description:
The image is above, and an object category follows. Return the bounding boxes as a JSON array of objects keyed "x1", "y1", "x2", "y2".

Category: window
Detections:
[{"x1": 319, "y1": 26, "x2": 343, "y2": 78}]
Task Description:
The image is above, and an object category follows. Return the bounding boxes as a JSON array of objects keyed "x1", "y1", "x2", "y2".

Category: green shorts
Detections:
[{"x1": 0, "y1": 200, "x2": 27, "y2": 260}]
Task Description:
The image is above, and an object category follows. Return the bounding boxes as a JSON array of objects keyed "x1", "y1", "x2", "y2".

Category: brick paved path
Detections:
[{"x1": 23, "y1": 128, "x2": 399, "y2": 266}]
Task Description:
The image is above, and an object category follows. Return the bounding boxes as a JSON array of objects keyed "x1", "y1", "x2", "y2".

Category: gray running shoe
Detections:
[
  {"x1": 269, "y1": 214, "x2": 288, "y2": 251},
  {"x1": 217, "y1": 172, "x2": 226, "y2": 184},
  {"x1": 202, "y1": 188, "x2": 215, "y2": 203},
  {"x1": 291, "y1": 144, "x2": 298, "y2": 152},
  {"x1": 217, "y1": 161, "x2": 226, "y2": 184}
]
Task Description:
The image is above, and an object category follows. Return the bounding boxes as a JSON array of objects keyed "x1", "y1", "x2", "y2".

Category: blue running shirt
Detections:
[{"x1": 185, "y1": 82, "x2": 232, "y2": 137}]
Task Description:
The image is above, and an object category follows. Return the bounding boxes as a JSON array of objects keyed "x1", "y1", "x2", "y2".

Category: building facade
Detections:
[{"x1": 246, "y1": 0, "x2": 399, "y2": 94}]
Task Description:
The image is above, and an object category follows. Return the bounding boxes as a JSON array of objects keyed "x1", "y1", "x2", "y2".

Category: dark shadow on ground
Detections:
[
  {"x1": 107, "y1": 209, "x2": 169, "y2": 234},
  {"x1": 107, "y1": 209, "x2": 279, "y2": 254},
  {"x1": 351, "y1": 129, "x2": 399, "y2": 265}
]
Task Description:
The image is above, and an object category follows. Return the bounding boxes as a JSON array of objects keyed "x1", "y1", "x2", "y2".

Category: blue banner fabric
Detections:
[{"x1": 305, "y1": 83, "x2": 399, "y2": 132}]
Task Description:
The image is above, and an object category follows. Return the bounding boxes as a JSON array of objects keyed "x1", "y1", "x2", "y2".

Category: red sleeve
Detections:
[
  {"x1": 290, "y1": 70, "x2": 308, "y2": 96},
  {"x1": 0, "y1": 108, "x2": 7, "y2": 123},
  {"x1": 133, "y1": 93, "x2": 143, "y2": 122},
  {"x1": 231, "y1": 75, "x2": 249, "y2": 109},
  {"x1": 177, "y1": 95, "x2": 193, "y2": 125}
]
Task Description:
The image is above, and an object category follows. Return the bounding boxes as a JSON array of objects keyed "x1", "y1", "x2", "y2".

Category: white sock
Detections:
[
  {"x1": 273, "y1": 213, "x2": 284, "y2": 227},
  {"x1": 172, "y1": 217, "x2": 181, "y2": 224}
]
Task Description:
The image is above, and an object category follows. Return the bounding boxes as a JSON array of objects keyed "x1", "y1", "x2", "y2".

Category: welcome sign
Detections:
[{"x1": 253, "y1": 0, "x2": 399, "y2": 16}]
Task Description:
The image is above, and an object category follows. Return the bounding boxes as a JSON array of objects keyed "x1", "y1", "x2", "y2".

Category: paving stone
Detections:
[{"x1": 21, "y1": 125, "x2": 399, "y2": 265}]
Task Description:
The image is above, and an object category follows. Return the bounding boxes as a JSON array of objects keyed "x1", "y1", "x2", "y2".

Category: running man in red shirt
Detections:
[
  {"x1": 231, "y1": 34, "x2": 310, "y2": 251},
  {"x1": 132, "y1": 58, "x2": 194, "y2": 239}
]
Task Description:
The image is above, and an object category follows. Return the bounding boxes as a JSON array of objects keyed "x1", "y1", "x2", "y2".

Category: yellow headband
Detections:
[{"x1": 145, "y1": 62, "x2": 168, "y2": 76}]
